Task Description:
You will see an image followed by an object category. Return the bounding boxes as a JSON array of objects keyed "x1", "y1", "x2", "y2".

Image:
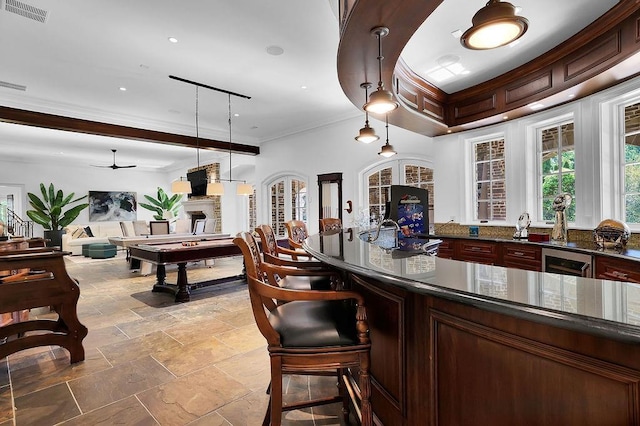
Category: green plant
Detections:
[
  {"x1": 139, "y1": 187, "x2": 183, "y2": 220},
  {"x1": 27, "y1": 183, "x2": 89, "y2": 230}
]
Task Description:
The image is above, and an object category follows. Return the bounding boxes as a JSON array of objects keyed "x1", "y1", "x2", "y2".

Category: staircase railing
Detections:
[{"x1": 6, "y1": 209, "x2": 34, "y2": 238}]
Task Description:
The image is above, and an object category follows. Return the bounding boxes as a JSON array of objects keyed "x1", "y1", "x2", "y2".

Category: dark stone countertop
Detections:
[{"x1": 304, "y1": 230, "x2": 640, "y2": 344}]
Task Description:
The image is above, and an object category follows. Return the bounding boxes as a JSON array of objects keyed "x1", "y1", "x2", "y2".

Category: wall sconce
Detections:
[
  {"x1": 364, "y1": 26, "x2": 398, "y2": 115},
  {"x1": 355, "y1": 82, "x2": 379, "y2": 144},
  {"x1": 461, "y1": 0, "x2": 529, "y2": 50}
]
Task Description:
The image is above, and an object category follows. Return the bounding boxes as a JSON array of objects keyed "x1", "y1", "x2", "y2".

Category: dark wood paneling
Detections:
[
  {"x1": 351, "y1": 274, "x2": 405, "y2": 426},
  {"x1": 0, "y1": 106, "x2": 260, "y2": 155},
  {"x1": 505, "y1": 71, "x2": 553, "y2": 106},
  {"x1": 430, "y1": 310, "x2": 640, "y2": 425},
  {"x1": 565, "y1": 31, "x2": 621, "y2": 82},
  {"x1": 337, "y1": 0, "x2": 640, "y2": 136}
]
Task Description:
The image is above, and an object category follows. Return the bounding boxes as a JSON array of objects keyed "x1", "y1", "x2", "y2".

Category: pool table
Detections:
[{"x1": 128, "y1": 238, "x2": 242, "y2": 302}]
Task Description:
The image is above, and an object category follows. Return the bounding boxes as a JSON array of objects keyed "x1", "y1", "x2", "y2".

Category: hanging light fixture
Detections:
[
  {"x1": 355, "y1": 82, "x2": 379, "y2": 144},
  {"x1": 224, "y1": 94, "x2": 253, "y2": 196},
  {"x1": 461, "y1": 0, "x2": 529, "y2": 50},
  {"x1": 378, "y1": 114, "x2": 397, "y2": 158},
  {"x1": 364, "y1": 26, "x2": 398, "y2": 115},
  {"x1": 171, "y1": 176, "x2": 192, "y2": 194}
]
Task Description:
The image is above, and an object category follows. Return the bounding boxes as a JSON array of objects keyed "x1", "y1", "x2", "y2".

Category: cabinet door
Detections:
[
  {"x1": 595, "y1": 256, "x2": 640, "y2": 283},
  {"x1": 437, "y1": 238, "x2": 454, "y2": 259}
]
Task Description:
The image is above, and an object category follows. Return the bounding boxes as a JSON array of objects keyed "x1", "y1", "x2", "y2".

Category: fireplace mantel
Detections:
[{"x1": 182, "y1": 199, "x2": 216, "y2": 219}]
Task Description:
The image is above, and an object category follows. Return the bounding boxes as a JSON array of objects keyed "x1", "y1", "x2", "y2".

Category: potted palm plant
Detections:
[
  {"x1": 27, "y1": 183, "x2": 89, "y2": 248},
  {"x1": 139, "y1": 187, "x2": 183, "y2": 220}
]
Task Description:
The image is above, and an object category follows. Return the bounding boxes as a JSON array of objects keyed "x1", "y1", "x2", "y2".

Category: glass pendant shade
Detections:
[
  {"x1": 355, "y1": 123, "x2": 379, "y2": 144},
  {"x1": 206, "y1": 182, "x2": 224, "y2": 196},
  {"x1": 378, "y1": 142, "x2": 397, "y2": 157},
  {"x1": 171, "y1": 177, "x2": 192, "y2": 194},
  {"x1": 461, "y1": 0, "x2": 528, "y2": 50},
  {"x1": 236, "y1": 183, "x2": 253, "y2": 196},
  {"x1": 364, "y1": 88, "x2": 398, "y2": 114}
]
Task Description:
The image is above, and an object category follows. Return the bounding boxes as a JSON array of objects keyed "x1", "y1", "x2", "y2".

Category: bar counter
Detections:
[{"x1": 303, "y1": 230, "x2": 640, "y2": 425}]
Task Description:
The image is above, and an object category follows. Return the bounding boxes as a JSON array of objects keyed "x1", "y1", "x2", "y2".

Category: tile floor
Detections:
[{"x1": 0, "y1": 254, "x2": 353, "y2": 425}]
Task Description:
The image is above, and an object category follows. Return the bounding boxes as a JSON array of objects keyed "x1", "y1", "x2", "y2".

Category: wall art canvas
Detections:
[{"x1": 89, "y1": 191, "x2": 137, "y2": 222}]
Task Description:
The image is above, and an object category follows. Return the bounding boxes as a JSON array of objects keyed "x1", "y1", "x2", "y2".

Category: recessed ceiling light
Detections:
[
  {"x1": 528, "y1": 102, "x2": 545, "y2": 110},
  {"x1": 266, "y1": 45, "x2": 284, "y2": 56},
  {"x1": 568, "y1": 94, "x2": 575, "y2": 98},
  {"x1": 503, "y1": 115, "x2": 509, "y2": 120},
  {"x1": 119, "y1": 87, "x2": 127, "y2": 91},
  {"x1": 168, "y1": 37, "x2": 178, "y2": 43},
  {"x1": 234, "y1": 113, "x2": 240, "y2": 117},
  {"x1": 447, "y1": 129, "x2": 452, "y2": 133},
  {"x1": 301, "y1": 85, "x2": 307, "y2": 90}
]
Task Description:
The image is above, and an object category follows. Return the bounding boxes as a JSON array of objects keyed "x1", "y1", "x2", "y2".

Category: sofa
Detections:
[{"x1": 62, "y1": 221, "x2": 134, "y2": 256}]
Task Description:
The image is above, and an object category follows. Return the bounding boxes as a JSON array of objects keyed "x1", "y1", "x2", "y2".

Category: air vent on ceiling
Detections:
[
  {"x1": 4, "y1": 0, "x2": 48, "y2": 23},
  {"x1": 0, "y1": 80, "x2": 26, "y2": 91}
]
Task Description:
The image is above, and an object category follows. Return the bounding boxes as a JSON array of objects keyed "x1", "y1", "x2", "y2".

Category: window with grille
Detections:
[
  {"x1": 623, "y1": 102, "x2": 640, "y2": 223},
  {"x1": 473, "y1": 138, "x2": 506, "y2": 221},
  {"x1": 539, "y1": 122, "x2": 575, "y2": 222}
]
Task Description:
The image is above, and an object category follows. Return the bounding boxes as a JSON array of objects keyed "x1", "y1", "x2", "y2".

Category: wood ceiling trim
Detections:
[
  {"x1": 337, "y1": 0, "x2": 640, "y2": 137},
  {"x1": 0, "y1": 106, "x2": 260, "y2": 155}
]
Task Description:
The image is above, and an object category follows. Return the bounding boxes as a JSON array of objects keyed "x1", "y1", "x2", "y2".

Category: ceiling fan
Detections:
[{"x1": 92, "y1": 149, "x2": 136, "y2": 169}]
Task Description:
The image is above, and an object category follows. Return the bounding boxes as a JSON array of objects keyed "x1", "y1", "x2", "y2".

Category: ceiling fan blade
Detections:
[{"x1": 91, "y1": 149, "x2": 137, "y2": 169}]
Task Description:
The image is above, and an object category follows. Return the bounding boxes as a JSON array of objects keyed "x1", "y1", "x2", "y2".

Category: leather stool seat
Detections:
[{"x1": 269, "y1": 300, "x2": 357, "y2": 347}]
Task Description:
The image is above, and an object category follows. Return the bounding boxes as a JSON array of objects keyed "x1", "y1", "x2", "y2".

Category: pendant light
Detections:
[
  {"x1": 378, "y1": 114, "x2": 397, "y2": 158},
  {"x1": 364, "y1": 26, "x2": 398, "y2": 115},
  {"x1": 355, "y1": 82, "x2": 379, "y2": 144},
  {"x1": 461, "y1": 0, "x2": 529, "y2": 50},
  {"x1": 225, "y1": 94, "x2": 253, "y2": 196},
  {"x1": 171, "y1": 176, "x2": 192, "y2": 194}
]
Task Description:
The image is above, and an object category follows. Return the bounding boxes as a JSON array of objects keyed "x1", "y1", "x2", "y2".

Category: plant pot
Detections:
[{"x1": 44, "y1": 229, "x2": 65, "y2": 249}]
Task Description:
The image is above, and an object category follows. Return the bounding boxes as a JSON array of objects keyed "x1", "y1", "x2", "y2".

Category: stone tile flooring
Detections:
[{"x1": 0, "y1": 254, "x2": 352, "y2": 425}]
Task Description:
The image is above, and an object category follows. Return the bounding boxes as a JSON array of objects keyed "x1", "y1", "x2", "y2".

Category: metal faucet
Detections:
[{"x1": 368, "y1": 218, "x2": 400, "y2": 248}]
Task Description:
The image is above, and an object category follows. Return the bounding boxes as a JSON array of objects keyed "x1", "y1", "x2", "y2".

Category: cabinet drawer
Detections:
[
  {"x1": 502, "y1": 244, "x2": 542, "y2": 271},
  {"x1": 456, "y1": 240, "x2": 498, "y2": 263},
  {"x1": 595, "y1": 256, "x2": 640, "y2": 283},
  {"x1": 437, "y1": 239, "x2": 454, "y2": 259}
]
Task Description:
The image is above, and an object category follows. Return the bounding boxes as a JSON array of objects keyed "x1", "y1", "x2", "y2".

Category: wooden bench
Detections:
[{"x1": 0, "y1": 248, "x2": 88, "y2": 363}]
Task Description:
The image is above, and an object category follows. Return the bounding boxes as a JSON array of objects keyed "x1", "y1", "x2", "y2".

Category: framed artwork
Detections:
[{"x1": 89, "y1": 191, "x2": 137, "y2": 222}]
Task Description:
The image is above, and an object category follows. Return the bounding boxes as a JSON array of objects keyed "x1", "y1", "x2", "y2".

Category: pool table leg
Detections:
[{"x1": 174, "y1": 262, "x2": 190, "y2": 303}]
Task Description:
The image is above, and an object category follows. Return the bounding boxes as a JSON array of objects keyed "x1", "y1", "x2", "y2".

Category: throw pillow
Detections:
[
  {"x1": 71, "y1": 227, "x2": 88, "y2": 239},
  {"x1": 84, "y1": 226, "x2": 94, "y2": 237}
]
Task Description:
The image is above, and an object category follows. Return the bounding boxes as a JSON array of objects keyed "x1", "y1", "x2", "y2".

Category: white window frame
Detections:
[
  {"x1": 264, "y1": 173, "x2": 308, "y2": 237},
  {"x1": 600, "y1": 85, "x2": 640, "y2": 231},
  {"x1": 465, "y1": 132, "x2": 507, "y2": 224},
  {"x1": 537, "y1": 118, "x2": 576, "y2": 224}
]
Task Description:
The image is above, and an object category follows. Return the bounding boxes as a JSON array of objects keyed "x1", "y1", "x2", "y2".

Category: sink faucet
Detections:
[{"x1": 368, "y1": 218, "x2": 400, "y2": 247}]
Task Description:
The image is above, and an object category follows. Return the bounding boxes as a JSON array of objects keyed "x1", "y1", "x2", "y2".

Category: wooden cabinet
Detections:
[
  {"x1": 595, "y1": 255, "x2": 640, "y2": 283},
  {"x1": 502, "y1": 243, "x2": 542, "y2": 271},
  {"x1": 436, "y1": 238, "x2": 454, "y2": 259},
  {"x1": 455, "y1": 239, "x2": 499, "y2": 264}
]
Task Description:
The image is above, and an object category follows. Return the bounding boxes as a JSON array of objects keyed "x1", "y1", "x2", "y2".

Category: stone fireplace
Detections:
[{"x1": 182, "y1": 199, "x2": 216, "y2": 219}]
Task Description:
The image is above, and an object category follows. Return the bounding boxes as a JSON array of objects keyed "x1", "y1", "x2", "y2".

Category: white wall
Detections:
[
  {"x1": 255, "y1": 115, "x2": 434, "y2": 234},
  {"x1": 0, "y1": 159, "x2": 174, "y2": 238},
  {"x1": 433, "y1": 75, "x2": 640, "y2": 229}
]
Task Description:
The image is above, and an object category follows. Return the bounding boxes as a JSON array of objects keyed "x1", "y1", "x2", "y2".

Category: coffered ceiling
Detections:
[{"x1": 0, "y1": 0, "x2": 624, "y2": 170}]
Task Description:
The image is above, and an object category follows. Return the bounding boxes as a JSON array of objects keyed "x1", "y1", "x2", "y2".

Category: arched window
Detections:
[
  {"x1": 362, "y1": 159, "x2": 434, "y2": 226},
  {"x1": 267, "y1": 175, "x2": 308, "y2": 237}
]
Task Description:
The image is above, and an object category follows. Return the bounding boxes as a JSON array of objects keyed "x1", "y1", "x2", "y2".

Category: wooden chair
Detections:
[
  {"x1": 233, "y1": 231, "x2": 372, "y2": 426},
  {"x1": 284, "y1": 220, "x2": 308, "y2": 250},
  {"x1": 319, "y1": 217, "x2": 342, "y2": 232},
  {"x1": 246, "y1": 231, "x2": 336, "y2": 291},
  {"x1": 255, "y1": 224, "x2": 314, "y2": 262},
  {"x1": 149, "y1": 220, "x2": 170, "y2": 235}
]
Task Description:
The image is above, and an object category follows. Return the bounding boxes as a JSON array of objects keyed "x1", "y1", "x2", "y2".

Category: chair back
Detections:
[
  {"x1": 132, "y1": 220, "x2": 149, "y2": 236},
  {"x1": 319, "y1": 218, "x2": 342, "y2": 232},
  {"x1": 285, "y1": 220, "x2": 308, "y2": 248},
  {"x1": 233, "y1": 231, "x2": 265, "y2": 282},
  {"x1": 204, "y1": 218, "x2": 217, "y2": 233},
  {"x1": 149, "y1": 221, "x2": 170, "y2": 235},
  {"x1": 119, "y1": 221, "x2": 131, "y2": 237},
  {"x1": 255, "y1": 224, "x2": 279, "y2": 257},
  {"x1": 173, "y1": 219, "x2": 191, "y2": 234},
  {"x1": 193, "y1": 219, "x2": 206, "y2": 234}
]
